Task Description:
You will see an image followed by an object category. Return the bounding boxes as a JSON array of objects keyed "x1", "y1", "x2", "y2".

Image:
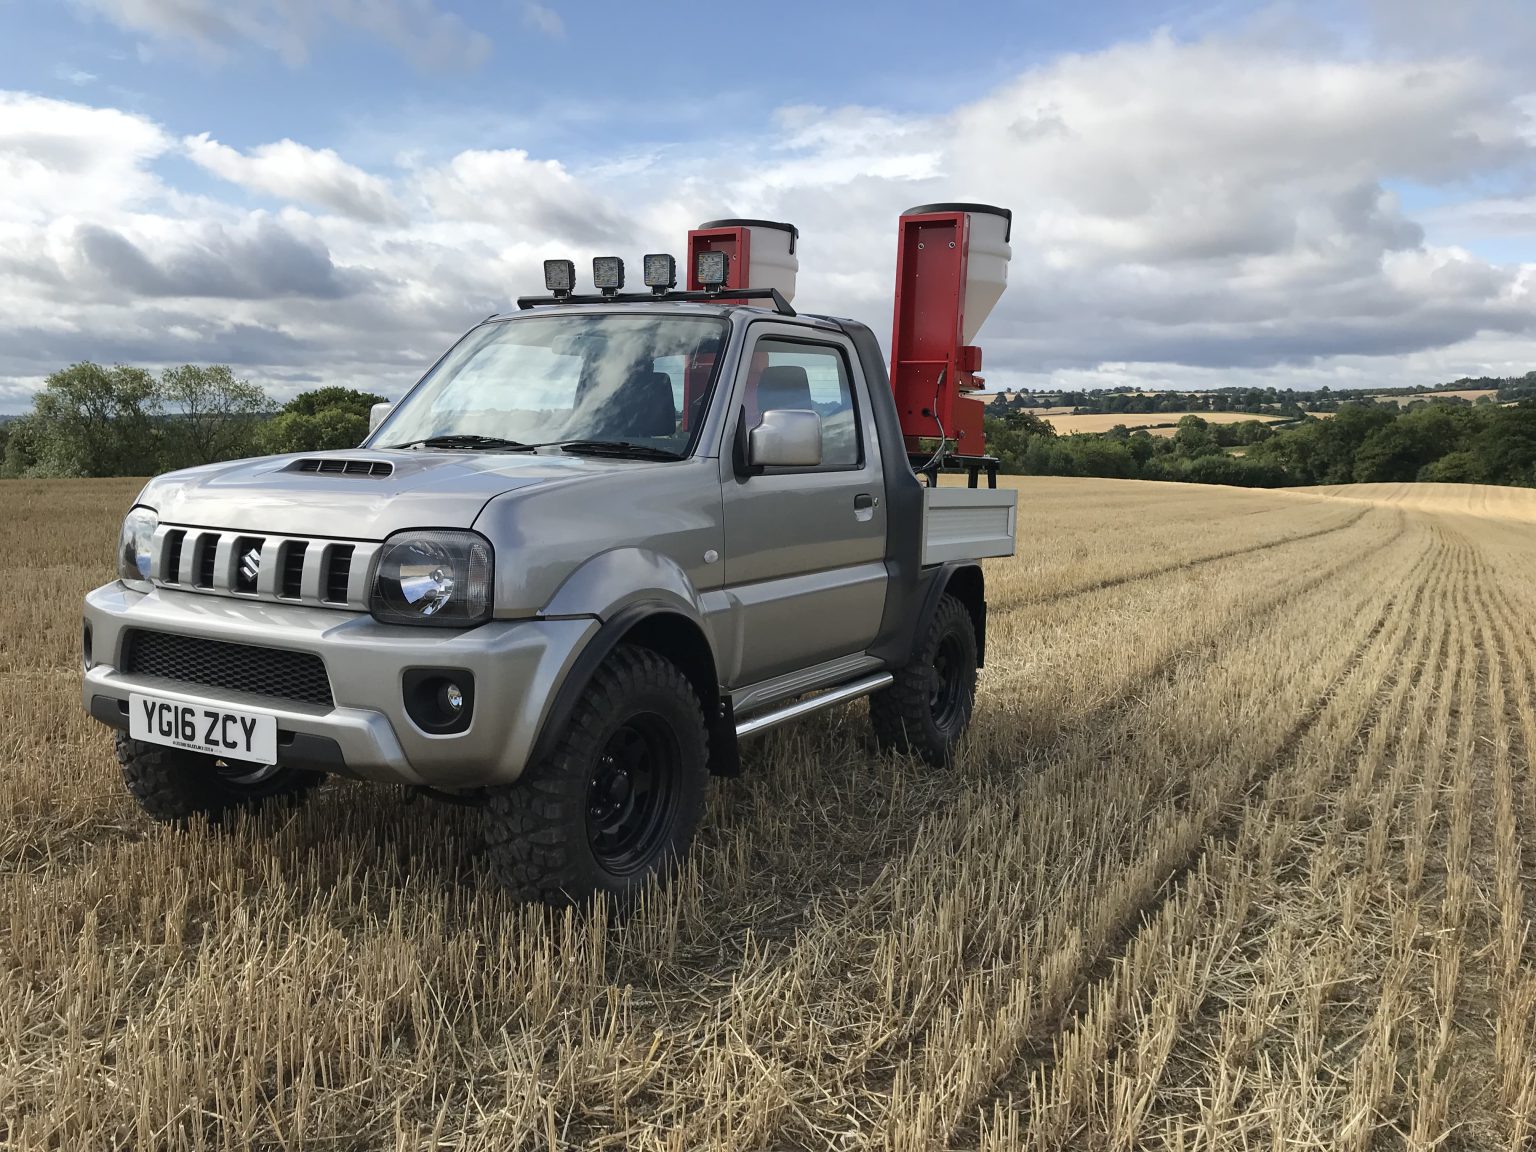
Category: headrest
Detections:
[{"x1": 755, "y1": 364, "x2": 813, "y2": 411}]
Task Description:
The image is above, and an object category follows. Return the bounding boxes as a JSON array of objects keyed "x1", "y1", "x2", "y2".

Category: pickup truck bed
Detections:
[{"x1": 921, "y1": 487, "x2": 1018, "y2": 565}]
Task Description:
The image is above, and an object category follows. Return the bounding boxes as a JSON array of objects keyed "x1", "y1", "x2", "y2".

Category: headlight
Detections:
[
  {"x1": 118, "y1": 507, "x2": 157, "y2": 588},
  {"x1": 368, "y1": 530, "x2": 493, "y2": 627}
]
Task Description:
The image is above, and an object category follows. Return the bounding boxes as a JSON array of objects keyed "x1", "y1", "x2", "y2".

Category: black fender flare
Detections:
[
  {"x1": 527, "y1": 601, "x2": 740, "y2": 777},
  {"x1": 912, "y1": 563, "x2": 987, "y2": 669}
]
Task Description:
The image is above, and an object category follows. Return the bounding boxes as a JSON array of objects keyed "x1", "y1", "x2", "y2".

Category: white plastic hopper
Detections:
[{"x1": 698, "y1": 218, "x2": 799, "y2": 304}]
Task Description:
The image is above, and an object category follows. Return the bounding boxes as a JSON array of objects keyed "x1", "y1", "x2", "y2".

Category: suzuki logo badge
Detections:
[{"x1": 240, "y1": 546, "x2": 262, "y2": 584}]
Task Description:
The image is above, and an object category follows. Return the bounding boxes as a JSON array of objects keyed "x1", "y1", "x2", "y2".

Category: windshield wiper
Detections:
[
  {"x1": 553, "y1": 440, "x2": 686, "y2": 461},
  {"x1": 387, "y1": 434, "x2": 535, "y2": 452}
]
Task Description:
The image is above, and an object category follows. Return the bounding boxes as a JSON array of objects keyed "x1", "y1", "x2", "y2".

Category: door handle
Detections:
[{"x1": 853, "y1": 493, "x2": 876, "y2": 510}]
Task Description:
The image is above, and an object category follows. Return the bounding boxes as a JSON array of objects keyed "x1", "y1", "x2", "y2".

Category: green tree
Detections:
[
  {"x1": 1064, "y1": 434, "x2": 1137, "y2": 478},
  {"x1": 158, "y1": 364, "x2": 273, "y2": 470},
  {"x1": 1352, "y1": 405, "x2": 1478, "y2": 483},
  {"x1": 1172, "y1": 414, "x2": 1221, "y2": 458},
  {"x1": 1471, "y1": 403, "x2": 1536, "y2": 486},
  {"x1": 257, "y1": 387, "x2": 387, "y2": 455},
  {"x1": 29, "y1": 363, "x2": 160, "y2": 477},
  {"x1": 0, "y1": 416, "x2": 39, "y2": 477},
  {"x1": 1418, "y1": 450, "x2": 1483, "y2": 483},
  {"x1": 280, "y1": 386, "x2": 386, "y2": 419},
  {"x1": 1126, "y1": 430, "x2": 1156, "y2": 467}
]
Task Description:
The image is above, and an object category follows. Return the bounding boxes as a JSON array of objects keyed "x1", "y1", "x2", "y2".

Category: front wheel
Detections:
[
  {"x1": 116, "y1": 734, "x2": 324, "y2": 823},
  {"x1": 480, "y1": 645, "x2": 708, "y2": 906},
  {"x1": 869, "y1": 593, "x2": 978, "y2": 767}
]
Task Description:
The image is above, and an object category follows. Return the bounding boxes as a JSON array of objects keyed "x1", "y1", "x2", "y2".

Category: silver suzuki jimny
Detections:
[{"x1": 82, "y1": 221, "x2": 1017, "y2": 904}]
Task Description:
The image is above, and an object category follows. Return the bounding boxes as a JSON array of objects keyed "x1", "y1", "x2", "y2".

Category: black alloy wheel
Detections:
[
  {"x1": 928, "y1": 630, "x2": 969, "y2": 733},
  {"x1": 585, "y1": 713, "x2": 681, "y2": 876},
  {"x1": 868, "y1": 592, "x2": 979, "y2": 768},
  {"x1": 480, "y1": 645, "x2": 709, "y2": 905}
]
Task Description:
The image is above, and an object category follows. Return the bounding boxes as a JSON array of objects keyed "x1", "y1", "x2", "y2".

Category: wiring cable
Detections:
[{"x1": 920, "y1": 367, "x2": 949, "y2": 481}]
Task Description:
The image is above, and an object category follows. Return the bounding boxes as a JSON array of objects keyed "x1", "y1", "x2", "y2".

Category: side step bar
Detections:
[{"x1": 734, "y1": 672, "x2": 894, "y2": 740}]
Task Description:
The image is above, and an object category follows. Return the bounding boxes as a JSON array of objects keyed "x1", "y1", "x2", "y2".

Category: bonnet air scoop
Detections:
[{"x1": 286, "y1": 458, "x2": 395, "y2": 477}]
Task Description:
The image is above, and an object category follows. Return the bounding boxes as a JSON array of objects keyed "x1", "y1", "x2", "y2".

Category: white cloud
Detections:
[
  {"x1": 414, "y1": 148, "x2": 632, "y2": 243},
  {"x1": 72, "y1": 0, "x2": 491, "y2": 71},
  {"x1": 3, "y1": 26, "x2": 1536, "y2": 410},
  {"x1": 51, "y1": 65, "x2": 99, "y2": 86},
  {"x1": 522, "y1": 2, "x2": 564, "y2": 39},
  {"x1": 185, "y1": 133, "x2": 404, "y2": 223},
  {"x1": 0, "y1": 92, "x2": 169, "y2": 223}
]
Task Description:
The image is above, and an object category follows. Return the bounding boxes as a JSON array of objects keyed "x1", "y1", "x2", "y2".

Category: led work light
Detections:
[
  {"x1": 592, "y1": 256, "x2": 625, "y2": 295},
  {"x1": 695, "y1": 250, "x2": 729, "y2": 289},
  {"x1": 542, "y1": 259, "x2": 576, "y2": 298},
  {"x1": 642, "y1": 253, "x2": 677, "y2": 293}
]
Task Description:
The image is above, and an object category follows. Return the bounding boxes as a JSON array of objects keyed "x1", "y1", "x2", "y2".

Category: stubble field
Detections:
[{"x1": 3, "y1": 475, "x2": 1535, "y2": 1150}]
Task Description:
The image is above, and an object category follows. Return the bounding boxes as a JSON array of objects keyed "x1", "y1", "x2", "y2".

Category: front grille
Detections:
[
  {"x1": 163, "y1": 531, "x2": 184, "y2": 580},
  {"x1": 151, "y1": 528, "x2": 377, "y2": 611},
  {"x1": 281, "y1": 542, "x2": 307, "y2": 600},
  {"x1": 325, "y1": 545, "x2": 354, "y2": 604},
  {"x1": 196, "y1": 536, "x2": 216, "y2": 588},
  {"x1": 123, "y1": 630, "x2": 334, "y2": 707}
]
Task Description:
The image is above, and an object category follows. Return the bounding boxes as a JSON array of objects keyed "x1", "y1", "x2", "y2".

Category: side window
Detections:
[{"x1": 749, "y1": 339, "x2": 861, "y2": 468}]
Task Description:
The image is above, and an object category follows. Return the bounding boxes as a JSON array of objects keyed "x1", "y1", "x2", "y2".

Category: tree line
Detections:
[
  {"x1": 990, "y1": 371, "x2": 1536, "y2": 417},
  {"x1": 0, "y1": 363, "x2": 386, "y2": 478},
  {"x1": 986, "y1": 400, "x2": 1536, "y2": 489},
  {"x1": 6, "y1": 359, "x2": 1535, "y2": 491}
]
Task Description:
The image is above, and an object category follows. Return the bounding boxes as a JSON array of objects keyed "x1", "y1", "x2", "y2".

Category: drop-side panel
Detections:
[{"x1": 920, "y1": 487, "x2": 1017, "y2": 565}]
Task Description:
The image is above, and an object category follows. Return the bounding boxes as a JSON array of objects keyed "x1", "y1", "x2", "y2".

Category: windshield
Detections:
[{"x1": 376, "y1": 313, "x2": 729, "y2": 453}]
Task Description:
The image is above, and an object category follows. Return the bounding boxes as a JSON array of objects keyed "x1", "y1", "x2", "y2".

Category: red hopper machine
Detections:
[
  {"x1": 686, "y1": 204, "x2": 1012, "y2": 487},
  {"x1": 888, "y1": 202, "x2": 1012, "y2": 486}
]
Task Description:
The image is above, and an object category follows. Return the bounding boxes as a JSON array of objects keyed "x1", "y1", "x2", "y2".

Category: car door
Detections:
[{"x1": 717, "y1": 325, "x2": 888, "y2": 686}]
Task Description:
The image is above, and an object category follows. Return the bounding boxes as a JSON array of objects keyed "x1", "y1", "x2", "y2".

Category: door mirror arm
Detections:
[{"x1": 731, "y1": 406, "x2": 761, "y2": 479}]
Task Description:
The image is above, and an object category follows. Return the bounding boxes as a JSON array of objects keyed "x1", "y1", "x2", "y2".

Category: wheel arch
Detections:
[
  {"x1": 530, "y1": 601, "x2": 739, "y2": 778},
  {"x1": 920, "y1": 563, "x2": 987, "y2": 668}
]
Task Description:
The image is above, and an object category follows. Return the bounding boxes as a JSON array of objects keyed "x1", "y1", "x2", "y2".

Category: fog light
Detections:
[{"x1": 402, "y1": 668, "x2": 475, "y2": 734}]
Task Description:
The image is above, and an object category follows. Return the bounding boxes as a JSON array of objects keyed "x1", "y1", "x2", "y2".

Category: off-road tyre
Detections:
[
  {"x1": 480, "y1": 645, "x2": 708, "y2": 906},
  {"x1": 869, "y1": 593, "x2": 978, "y2": 767},
  {"x1": 115, "y1": 733, "x2": 325, "y2": 824}
]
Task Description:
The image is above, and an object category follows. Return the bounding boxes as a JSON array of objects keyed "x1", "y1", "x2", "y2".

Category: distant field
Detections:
[
  {"x1": 1370, "y1": 388, "x2": 1499, "y2": 405},
  {"x1": 978, "y1": 402, "x2": 1077, "y2": 415},
  {"x1": 1044, "y1": 410, "x2": 1287, "y2": 435},
  {"x1": 4, "y1": 477, "x2": 1535, "y2": 1149}
]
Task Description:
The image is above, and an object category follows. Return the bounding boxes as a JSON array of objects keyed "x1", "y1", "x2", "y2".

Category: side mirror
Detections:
[
  {"x1": 747, "y1": 409, "x2": 822, "y2": 469},
  {"x1": 368, "y1": 402, "x2": 393, "y2": 434}
]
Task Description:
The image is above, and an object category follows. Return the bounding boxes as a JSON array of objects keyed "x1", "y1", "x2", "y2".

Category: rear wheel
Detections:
[
  {"x1": 116, "y1": 733, "x2": 324, "y2": 823},
  {"x1": 480, "y1": 645, "x2": 708, "y2": 906},
  {"x1": 869, "y1": 593, "x2": 978, "y2": 767}
]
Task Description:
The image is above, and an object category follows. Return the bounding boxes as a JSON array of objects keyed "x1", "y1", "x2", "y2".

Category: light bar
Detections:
[
  {"x1": 695, "y1": 250, "x2": 729, "y2": 289},
  {"x1": 543, "y1": 259, "x2": 575, "y2": 297},
  {"x1": 592, "y1": 256, "x2": 625, "y2": 295},
  {"x1": 643, "y1": 253, "x2": 677, "y2": 292}
]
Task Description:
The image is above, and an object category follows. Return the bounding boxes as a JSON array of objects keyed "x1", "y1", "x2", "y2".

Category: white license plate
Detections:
[{"x1": 129, "y1": 693, "x2": 278, "y2": 765}]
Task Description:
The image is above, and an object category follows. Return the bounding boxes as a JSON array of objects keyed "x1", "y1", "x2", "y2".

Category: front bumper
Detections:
[{"x1": 82, "y1": 582, "x2": 598, "y2": 787}]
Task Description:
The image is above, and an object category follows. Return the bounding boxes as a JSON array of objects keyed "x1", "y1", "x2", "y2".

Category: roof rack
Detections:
[{"x1": 515, "y1": 287, "x2": 796, "y2": 317}]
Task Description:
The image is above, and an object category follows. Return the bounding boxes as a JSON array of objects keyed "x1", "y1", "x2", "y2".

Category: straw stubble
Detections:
[{"x1": 2, "y1": 475, "x2": 1531, "y2": 1150}]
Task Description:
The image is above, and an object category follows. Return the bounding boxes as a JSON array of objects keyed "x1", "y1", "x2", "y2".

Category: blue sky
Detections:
[
  {"x1": 0, "y1": 0, "x2": 1532, "y2": 409},
  {"x1": 3, "y1": 1, "x2": 1266, "y2": 172}
]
